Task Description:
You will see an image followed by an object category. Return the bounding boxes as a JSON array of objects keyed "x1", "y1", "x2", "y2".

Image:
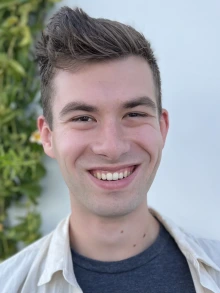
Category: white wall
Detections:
[{"x1": 38, "y1": 0, "x2": 220, "y2": 240}]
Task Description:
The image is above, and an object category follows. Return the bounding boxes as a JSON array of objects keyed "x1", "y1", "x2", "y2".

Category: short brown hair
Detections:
[{"x1": 35, "y1": 6, "x2": 162, "y2": 129}]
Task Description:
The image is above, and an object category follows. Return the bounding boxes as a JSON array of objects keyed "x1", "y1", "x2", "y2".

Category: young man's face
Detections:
[{"x1": 38, "y1": 56, "x2": 169, "y2": 218}]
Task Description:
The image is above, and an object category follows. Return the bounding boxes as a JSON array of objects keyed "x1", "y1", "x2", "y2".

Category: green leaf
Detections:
[
  {"x1": 8, "y1": 59, "x2": 26, "y2": 76},
  {"x1": 0, "y1": 1, "x2": 22, "y2": 10},
  {"x1": 0, "y1": 0, "x2": 60, "y2": 262},
  {"x1": 18, "y1": 26, "x2": 31, "y2": 47},
  {"x1": 2, "y1": 16, "x2": 18, "y2": 28}
]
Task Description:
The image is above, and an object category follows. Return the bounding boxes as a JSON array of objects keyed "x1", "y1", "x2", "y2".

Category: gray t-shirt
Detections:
[{"x1": 71, "y1": 223, "x2": 196, "y2": 293}]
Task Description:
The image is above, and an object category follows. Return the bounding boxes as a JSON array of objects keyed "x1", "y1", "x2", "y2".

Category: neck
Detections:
[{"x1": 69, "y1": 203, "x2": 160, "y2": 262}]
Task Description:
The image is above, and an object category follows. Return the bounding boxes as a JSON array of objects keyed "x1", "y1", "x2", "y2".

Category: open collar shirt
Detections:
[{"x1": 0, "y1": 209, "x2": 220, "y2": 293}]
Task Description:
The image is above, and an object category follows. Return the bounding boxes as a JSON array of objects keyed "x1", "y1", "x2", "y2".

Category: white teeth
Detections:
[
  {"x1": 93, "y1": 167, "x2": 135, "y2": 181},
  {"x1": 124, "y1": 170, "x2": 128, "y2": 178},
  {"x1": 112, "y1": 172, "x2": 119, "y2": 180},
  {"x1": 106, "y1": 173, "x2": 113, "y2": 180},
  {"x1": 101, "y1": 173, "x2": 107, "y2": 180},
  {"x1": 119, "y1": 172, "x2": 123, "y2": 179}
]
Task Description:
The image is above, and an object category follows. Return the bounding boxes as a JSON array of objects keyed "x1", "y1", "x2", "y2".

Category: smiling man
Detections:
[{"x1": 0, "y1": 6, "x2": 220, "y2": 293}]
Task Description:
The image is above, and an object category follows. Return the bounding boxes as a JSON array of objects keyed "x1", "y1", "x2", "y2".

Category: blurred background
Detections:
[{"x1": 1, "y1": 0, "x2": 220, "y2": 260}]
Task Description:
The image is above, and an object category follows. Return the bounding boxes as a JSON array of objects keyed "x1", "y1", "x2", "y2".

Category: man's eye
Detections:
[
  {"x1": 127, "y1": 112, "x2": 148, "y2": 118},
  {"x1": 71, "y1": 116, "x2": 93, "y2": 122}
]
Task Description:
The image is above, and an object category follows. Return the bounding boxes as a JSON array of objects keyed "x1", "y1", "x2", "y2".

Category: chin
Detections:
[{"x1": 87, "y1": 197, "x2": 144, "y2": 218}]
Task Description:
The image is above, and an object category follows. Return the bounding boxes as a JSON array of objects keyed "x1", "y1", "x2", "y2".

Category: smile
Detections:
[
  {"x1": 88, "y1": 165, "x2": 140, "y2": 191},
  {"x1": 89, "y1": 166, "x2": 137, "y2": 181}
]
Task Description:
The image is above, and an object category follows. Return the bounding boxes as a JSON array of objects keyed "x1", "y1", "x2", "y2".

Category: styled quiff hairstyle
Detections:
[{"x1": 35, "y1": 6, "x2": 162, "y2": 129}]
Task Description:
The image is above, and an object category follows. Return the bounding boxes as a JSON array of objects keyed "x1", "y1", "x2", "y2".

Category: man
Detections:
[{"x1": 0, "y1": 6, "x2": 219, "y2": 293}]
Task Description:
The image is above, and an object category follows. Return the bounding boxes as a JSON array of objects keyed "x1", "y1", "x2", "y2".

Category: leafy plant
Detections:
[{"x1": 0, "y1": 0, "x2": 59, "y2": 261}]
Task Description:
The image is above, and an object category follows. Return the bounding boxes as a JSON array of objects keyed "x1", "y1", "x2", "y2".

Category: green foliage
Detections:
[{"x1": 0, "y1": 0, "x2": 60, "y2": 261}]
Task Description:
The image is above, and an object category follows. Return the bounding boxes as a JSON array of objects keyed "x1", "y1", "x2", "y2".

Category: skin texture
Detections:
[{"x1": 38, "y1": 56, "x2": 169, "y2": 261}]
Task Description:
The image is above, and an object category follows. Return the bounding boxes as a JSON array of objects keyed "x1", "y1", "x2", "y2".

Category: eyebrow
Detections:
[
  {"x1": 59, "y1": 96, "x2": 157, "y2": 118},
  {"x1": 123, "y1": 96, "x2": 157, "y2": 110},
  {"x1": 59, "y1": 102, "x2": 98, "y2": 118}
]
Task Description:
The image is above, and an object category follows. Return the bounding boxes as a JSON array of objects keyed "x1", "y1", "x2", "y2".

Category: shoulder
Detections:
[
  {"x1": 150, "y1": 208, "x2": 220, "y2": 270},
  {"x1": 194, "y1": 235, "x2": 220, "y2": 250},
  {"x1": 0, "y1": 216, "x2": 70, "y2": 293},
  {"x1": 0, "y1": 233, "x2": 52, "y2": 293},
  {"x1": 189, "y1": 233, "x2": 220, "y2": 268},
  {"x1": 0, "y1": 232, "x2": 51, "y2": 269}
]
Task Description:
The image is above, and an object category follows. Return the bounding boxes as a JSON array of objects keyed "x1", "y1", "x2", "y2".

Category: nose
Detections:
[{"x1": 90, "y1": 120, "x2": 130, "y2": 161}]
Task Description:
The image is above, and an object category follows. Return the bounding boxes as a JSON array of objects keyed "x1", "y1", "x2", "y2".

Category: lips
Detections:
[
  {"x1": 87, "y1": 165, "x2": 139, "y2": 190},
  {"x1": 90, "y1": 166, "x2": 136, "y2": 181}
]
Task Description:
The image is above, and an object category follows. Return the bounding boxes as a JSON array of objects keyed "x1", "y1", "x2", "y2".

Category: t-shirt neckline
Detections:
[{"x1": 71, "y1": 223, "x2": 171, "y2": 274}]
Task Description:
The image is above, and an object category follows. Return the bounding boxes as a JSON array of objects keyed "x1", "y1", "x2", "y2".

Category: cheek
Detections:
[
  {"x1": 131, "y1": 126, "x2": 163, "y2": 152},
  {"x1": 52, "y1": 130, "x2": 89, "y2": 165}
]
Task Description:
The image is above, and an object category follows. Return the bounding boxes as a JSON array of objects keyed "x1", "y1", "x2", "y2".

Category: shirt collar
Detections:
[
  {"x1": 37, "y1": 209, "x2": 220, "y2": 289},
  {"x1": 150, "y1": 208, "x2": 220, "y2": 272},
  {"x1": 37, "y1": 215, "x2": 79, "y2": 287}
]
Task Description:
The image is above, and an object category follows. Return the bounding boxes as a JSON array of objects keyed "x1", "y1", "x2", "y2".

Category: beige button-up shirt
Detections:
[{"x1": 0, "y1": 209, "x2": 220, "y2": 293}]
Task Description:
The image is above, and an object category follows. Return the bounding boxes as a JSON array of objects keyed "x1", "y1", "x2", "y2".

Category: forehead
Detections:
[{"x1": 52, "y1": 56, "x2": 156, "y2": 112}]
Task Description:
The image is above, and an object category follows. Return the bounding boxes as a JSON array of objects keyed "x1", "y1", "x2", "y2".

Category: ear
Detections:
[
  {"x1": 37, "y1": 115, "x2": 55, "y2": 158},
  {"x1": 159, "y1": 109, "x2": 169, "y2": 147}
]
